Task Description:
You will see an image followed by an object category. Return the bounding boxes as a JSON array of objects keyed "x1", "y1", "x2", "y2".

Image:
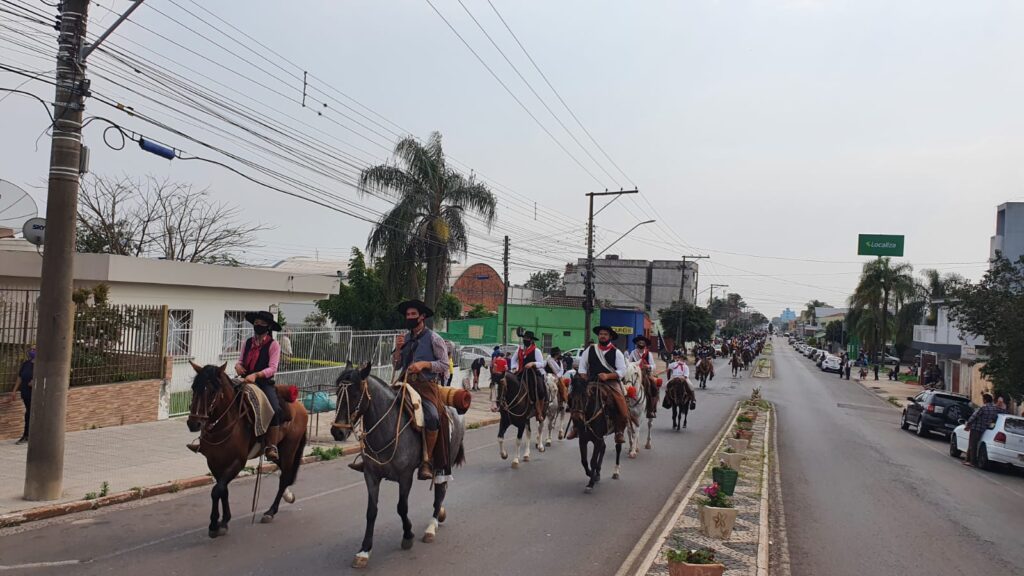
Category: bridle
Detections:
[
  {"x1": 332, "y1": 375, "x2": 372, "y2": 433},
  {"x1": 189, "y1": 373, "x2": 244, "y2": 446},
  {"x1": 332, "y1": 373, "x2": 411, "y2": 466}
]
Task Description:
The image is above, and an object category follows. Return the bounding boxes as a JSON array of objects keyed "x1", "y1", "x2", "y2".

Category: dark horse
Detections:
[
  {"x1": 662, "y1": 377, "x2": 696, "y2": 430},
  {"x1": 569, "y1": 376, "x2": 623, "y2": 493},
  {"x1": 695, "y1": 357, "x2": 714, "y2": 390},
  {"x1": 186, "y1": 363, "x2": 308, "y2": 538},
  {"x1": 331, "y1": 364, "x2": 465, "y2": 569},
  {"x1": 496, "y1": 371, "x2": 534, "y2": 468},
  {"x1": 730, "y1": 353, "x2": 743, "y2": 378}
]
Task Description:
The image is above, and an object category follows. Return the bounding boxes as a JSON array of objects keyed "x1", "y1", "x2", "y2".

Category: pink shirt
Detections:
[{"x1": 236, "y1": 336, "x2": 281, "y2": 379}]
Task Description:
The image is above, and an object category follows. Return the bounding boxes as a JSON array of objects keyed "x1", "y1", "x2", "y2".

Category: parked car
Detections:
[
  {"x1": 821, "y1": 354, "x2": 842, "y2": 373},
  {"x1": 457, "y1": 345, "x2": 493, "y2": 370},
  {"x1": 950, "y1": 414, "x2": 1024, "y2": 470},
  {"x1": 901, "y1": 391, "x2": 975, "y2": 438},
  {"x1": 563, "y1": 348, "x2": 584, "y2": 369}
]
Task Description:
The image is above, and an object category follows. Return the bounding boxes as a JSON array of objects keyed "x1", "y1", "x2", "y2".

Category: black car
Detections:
[{"x1": 901, "y1": 391, "x2": 975, "y2": 438}]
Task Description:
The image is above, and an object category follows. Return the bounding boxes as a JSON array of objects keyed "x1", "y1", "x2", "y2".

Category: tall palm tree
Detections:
[
  {"x1": 919, "y1": 269, "x2": 966, "y2": 325},
  {"x1": 359, "y1": 132, "x2": 497, "y2": 316},
  {"x1": 848, "y1": 258, "x2": 915, "y2": 358}
]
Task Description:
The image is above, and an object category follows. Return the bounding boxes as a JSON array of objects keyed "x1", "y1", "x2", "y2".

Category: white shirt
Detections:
[
  {"x1": 578, "y1": 345, "x2": 627, "y2": 380},
  {"x1": 510, "y1": 346, "x2": 545, "y2": 376},
  {"x1": 545, "y1": 356, "x2": 564, "y2": 378},
  {"x1": 667, "y1": 361, "x2": 690, "y2": 380},
  {"x1": 628, "y1": 348, "x2": 656, "y2": 367}
]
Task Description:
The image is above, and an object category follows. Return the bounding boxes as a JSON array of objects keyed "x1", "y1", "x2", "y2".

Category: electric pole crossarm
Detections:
[
  {"x1": 583, "y1": 189, "x2": 639, "y2": 340},
  {"x1": 79, "y1": 0, "x2": 145, "y2": 63}
]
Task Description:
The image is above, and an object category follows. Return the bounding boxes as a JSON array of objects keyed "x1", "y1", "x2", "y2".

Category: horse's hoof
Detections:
[
  {"x1": 613, "y1": 472, "x2": 620, "y2": 479},
  {"x1": 438, "y1": 507, "x2": 447, "y2": 523},
  {"x1": 546, "y1": 440, "x2": 552, "y2": 447},
  {"x1": 260, "y1": 514, "x2": 273, "y2": 524},
  {"x1": 558, "y1": 432, "x2": 564, "y2": 440},
  {"x1": 352, "y1": 556, "x2": 369, "y2": 569},
  {"x1": 628, "y1": 453, "x2": 636, "y2": 459},
  {"x1": 422, "y1": 532, "x2": 435, "y2": 544},
  {"x1": 283, "y1": 488, "x2": 295, "y2": 504},
  {"x1": 500, "y1": 451, "x2": 508, "y2": 460},
  {"x1": 645, "y1": 442, "x2": 652, "y2": 450},
  {"x1": 523, "y1": 454, "x2": 531, "y2": 462},
  {"x1": 584, "y1": 485, "x2": 593, "y2": 494},
  {"x1": 511, "y1": 460, "x2": 519, "y2": 469},
  {"x1": 208, "y1": 529, "x2": 219, "y2": 539},
  {"x1": 401, "y1": 537, "x2": 414, "y2": 550}
]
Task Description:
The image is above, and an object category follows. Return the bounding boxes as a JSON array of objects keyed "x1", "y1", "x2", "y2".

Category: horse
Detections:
[
  {"x1": 730, "y1": 353, "x2": 743, "y2": 378},
  {"x1": 662, "y1": 376, "x2": 696, "y2": 431},
  {"x1": 331, "y1": 364, "x2": 466, "y2": 569},
  {"x1": 568, "y1": 375, "x2": 623, "y2": 492},
  {"x1": 695, "y1": 357, "x2": 714, "y2": 389},
  {"x1": 186, "y1": 363, "x2": 308, "y2": 537},
  {"x1": 742, "y1": 348, "x2": 754, "y2": 370},
  {"x1": 496, "y1": 371, "x2": 533, "y2": 467},
  {"x1": 623, "y1": 362, "x2": 659, "y2": 456},
  {"x1": 538, "y1": 373, "x2": 566, "y2": 448}
]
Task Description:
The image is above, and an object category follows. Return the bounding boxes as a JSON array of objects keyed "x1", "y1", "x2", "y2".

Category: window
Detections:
[
  {"x1": 1003, "y1": 417, "x2": 1024, "y2": 437},
  {"x1": 222, "y1": 310, "x2": 248, "y2": 355},
  {"x1": 468, "y1": 325, "x2": 484, "y2": 339},
  {"x1": 542, "y1": 333, "x2": 553, "y2": 351},
  {"x1": 167, "y1": 309, "x2": 193, "y2": 357}
]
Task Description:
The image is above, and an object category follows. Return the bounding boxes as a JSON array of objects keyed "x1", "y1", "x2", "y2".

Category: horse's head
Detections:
[
  {"x1": 187, "y1": 362, "x2": 231, "y2": 433},
  {"x1": 332, "y1": 361, "x2": 372, "y2": 441}
]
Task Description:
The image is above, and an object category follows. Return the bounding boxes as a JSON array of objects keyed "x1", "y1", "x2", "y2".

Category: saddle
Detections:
[
  {"x1": 240, "y1": 383, "x2": 298, "y2": 434},
  {"x1": 392, "y1": 382, "x2": 425, "y2": 432}
]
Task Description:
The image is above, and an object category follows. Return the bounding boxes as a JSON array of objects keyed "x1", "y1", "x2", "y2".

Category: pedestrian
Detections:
[
  {"x1": 995, "y1": 395, "x2": 1007, "y2": 413},
  {"x1": 490, "y1": 353, "x2": 508, "y2": 404},
  {"x1": 10, "y1": 345, "x2": 35, "y2": 445},
  {"x1": 963, "y1": 393, "x2": 1001, "y2": 467},
  {"x1": 491, "y1": 345, "x2": 502, "y2": 362},
  {"x1": 470, "y1": 356, "x2": 485, "y2": 391},
  {"x1": 873, "y1": 362, "x2": 879, "y2": 381},
  {"x1": 845, "y1": 359, "x2": 852, "y2": 380},
  {"x1": 838, "y1": 353, "x2": 846, "y2": 379}
]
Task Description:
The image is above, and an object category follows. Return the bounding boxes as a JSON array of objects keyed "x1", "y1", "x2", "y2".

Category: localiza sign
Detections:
[{"x1": 858, "y1": 234, "x2": 904, "y2": 257}]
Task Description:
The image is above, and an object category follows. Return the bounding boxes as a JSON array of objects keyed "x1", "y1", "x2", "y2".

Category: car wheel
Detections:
[
  {"x1": 978, "y1": 444, "x2": 992, "y2": 471},
  {"x1": 916, "y1": 418, "x2": 929, "y2": 437},
  {"x1": 949, "y1": 434, "x2": 961, "y2": 458},
  {"x1": 900, "y1": 411, "x2": 909, "y2": 430}
]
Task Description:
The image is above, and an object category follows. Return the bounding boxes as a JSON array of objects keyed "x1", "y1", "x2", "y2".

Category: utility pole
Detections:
[
  {"x1": 708, "y1": 283, "x2": 729, "y2": 307},
  {"x1": 584, "y1": 189, "x2": 639, "y2": 341},
  {"x1": 24, "y1": 0, "x2": 91, "y2": 501},
  {"x1": 502, "y1": 235, "x2": 509, "y2": 345},
  {"x1": 675, "y1": 255, "x2": 708, "y2": 351}
]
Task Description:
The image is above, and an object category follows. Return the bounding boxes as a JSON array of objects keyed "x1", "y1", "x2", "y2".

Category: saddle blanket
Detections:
[
  {"x1": 242, "y1": 383, "x2": 276, "y2": 438},
  {"x1": 393, "y1": 382, "x2": 424, "y2": 429}
]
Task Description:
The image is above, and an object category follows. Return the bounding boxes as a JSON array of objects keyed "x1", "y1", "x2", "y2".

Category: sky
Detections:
[{"x1": 1, "y1": 0, "x2": 1018, "y2": 318}]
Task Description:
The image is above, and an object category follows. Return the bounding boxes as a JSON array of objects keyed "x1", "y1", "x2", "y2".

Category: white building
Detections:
[{"x1": 990, "y1": 202, "x2": 1024, "y2": 264}]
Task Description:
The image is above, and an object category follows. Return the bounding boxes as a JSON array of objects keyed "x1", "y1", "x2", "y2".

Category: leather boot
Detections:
[
  {"x1": 566, "y1": 424, "x2": 578, "y2": 440},
  {"x1": 419, "y1": 430, "x2": 438, "y2": 481},
  {"x1": 264, "y1": 425, "x2": 281, "y2": 463}
]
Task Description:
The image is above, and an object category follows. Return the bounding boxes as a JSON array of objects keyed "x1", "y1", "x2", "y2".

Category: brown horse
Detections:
[
  {"x1": 662, "y1": 377, "x2": 695, "y2": 430},
  {"x1": 186, "y1": 363, "x2": 308, "y2": 537},
  {"x1": 695, "y1": 357, "x2": 714, "y2": 389},
  {"x1": 730, "y1": 353, "x2": 743, "y2": 378}
]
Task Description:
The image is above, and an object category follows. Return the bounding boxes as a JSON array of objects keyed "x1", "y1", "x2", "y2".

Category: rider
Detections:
[
  {"x1": 510, "y1": 330, "x2": 547, "y2": 420},
  {"x1": 662, "y1": 350, "x2": 692, "y2": 399},
  {"x1": 568, "y1": 326, "x2": 633, "y2": 443},
  {"x1": 232, "y1": 311, "x2": 283, "y2": 462},
  {"x1": 545, "y1": 347, "x2": 567, "y2": 405},
  {"x1": 628, "y1": 335, "x2": 656, "y2": 374}
]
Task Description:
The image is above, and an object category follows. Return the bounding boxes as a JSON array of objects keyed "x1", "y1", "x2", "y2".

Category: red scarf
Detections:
[
  {"x1": 598, "y1": 342, "x2": 615, "y2": 352},
  {"x1": 517, "y1": 343, "x2": 537, "y2": 369},
  {"x1": 243, "y1": 334, "x2": 270, "y2": 373}
]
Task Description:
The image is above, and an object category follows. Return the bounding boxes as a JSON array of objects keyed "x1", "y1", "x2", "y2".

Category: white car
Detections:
[
  {"x1": 820, "y1": 354, "x2": 843, "y2": 373},
  {"x1": 950, "y1": 413, "x2": 1024, "y2": 470},
  {"x1": 563, "y1": 348, "x2": 585, "y2": 369}
]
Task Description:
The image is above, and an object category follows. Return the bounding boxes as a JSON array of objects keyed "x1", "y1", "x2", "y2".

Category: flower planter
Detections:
[
  {"x1": 668, "y1": 561, "x2": 726, "y2": 576},
  {"x1": 736, "y1": 422, "x2": 753, "y2": 431},
  {"x1": 711, "y1": 467, "x2": 739, "y2": 496},
  {"x1": 727, "y1": 438, "x2": 748, "y2": 452},
  {"x1": 720, "y1": 452, "x2": 743, "y2": 469},
  {"x1": 735, "y1": 429, "x2": 754, "y2": 440},
  {"x1": 743, "y1": 411, "x2": 758, "y2": 421},
  {"x1": 698, "y1": 505, "x2": 738, "y2": 539}
]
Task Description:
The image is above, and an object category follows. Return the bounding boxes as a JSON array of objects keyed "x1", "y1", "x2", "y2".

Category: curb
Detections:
[{"x1": 0, "y1": 413, "x2": 503, "y2": 529}]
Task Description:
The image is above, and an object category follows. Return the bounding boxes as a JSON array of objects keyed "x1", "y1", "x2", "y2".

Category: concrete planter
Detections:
[
  {"x1": 720, "y1": 452, "x2": 743, "y2": 469},
  {"x1": 698, "y1": 505, "x2": 738, "y2": 539},
  {"x1": 735, "y1": 429, "x2": 754, "y2": 440},
  {"x1": 668, "y1": 561, "x2": 726, "y2": 576},
  {"x1": 727, "y1": 438, "x2": 749, "y2": 451}
]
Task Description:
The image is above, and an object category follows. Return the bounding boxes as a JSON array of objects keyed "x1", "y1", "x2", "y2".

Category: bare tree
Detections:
[{"x1": 77, "y1": 174, "x2": 265, "y2": 265}]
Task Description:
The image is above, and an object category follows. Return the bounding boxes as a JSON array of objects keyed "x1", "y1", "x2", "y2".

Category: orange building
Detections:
[{"x1": 450, "y1": 263, "x2": 505, "y2": 313}]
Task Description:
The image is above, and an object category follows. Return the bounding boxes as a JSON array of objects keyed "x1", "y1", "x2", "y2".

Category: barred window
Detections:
[
  {"x1": 167, "y1": 309, "x2": 193, "y2": 357},
  {"x1": 222, "y1": 310, "x2": 248, "y2": 355}
]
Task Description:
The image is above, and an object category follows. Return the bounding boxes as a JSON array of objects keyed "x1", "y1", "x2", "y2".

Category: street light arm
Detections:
[{"x1": 595, "y1": 220, "x2": 655, "y2": 258}]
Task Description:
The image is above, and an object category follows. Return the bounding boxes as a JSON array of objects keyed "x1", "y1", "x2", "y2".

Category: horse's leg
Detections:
[
  {"x1": 262, "y1": 432, "x2": 304, "y2": 523},
  {"x1": 592, "y1": 438, "x2": 605, "y2": 484},
  {"x1": 353, "y1": 474, "x2": 381, "y2": 568},
  {"x1": 498, "y1": 413, "x2": 509, "y2": 460},
  {"x1": 208, "y1": 480, "x2": 223, "y2": 538},
  {"x1": 424, "y1": 480, "x2": 446, "y2": 543},
  {"x1": 523, "y1": 421, "x2": 532, "y2": 462},
  {"x1": 556, "y1": 403, "x2": 564, "y2": 441},
  {"x1": 645, "y1": 417, "x2": 653, "y2": 450},
  {"x1": 579, "y1": 437, "x2": 594, "y2": 491},
  {"x1": 535, "y1": 411, "x2": 545, "y2": 452},
  {"x1": 398, "y1": 472, "x2": 415, "y2": 549},
  {"x1": 627, "y1": 417, "x2": 637, "y2": 459},
  {"x1": 613, "y1": 441, "x2": 623, "y2": 480},
  {"x1": 683, "y1": 405, "x2": 689, "y2": 429}
]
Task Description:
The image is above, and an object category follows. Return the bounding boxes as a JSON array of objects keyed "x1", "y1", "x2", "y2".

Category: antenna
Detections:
[{"x1": 0, "y1": 180, "x2": 39, "y2": 239}]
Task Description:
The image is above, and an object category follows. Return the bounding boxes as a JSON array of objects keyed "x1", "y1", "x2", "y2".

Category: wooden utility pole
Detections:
[
  {"x1": 502, "y1": 235, "x2": 509, "y2": 345},
  {"x1": 709, "y1": 283, "x2": 729, "y2": 307},
  {"x1": 583, "y1": 190, "x2": 639, "y2": 340}
]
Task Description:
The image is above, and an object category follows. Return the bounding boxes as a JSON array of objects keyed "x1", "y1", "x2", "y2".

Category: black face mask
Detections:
[
  {"x1": 523, "y1": 339, "x2": 534, "y2": 347},
  {"x1": 253, "y1": 324, "x2": 269, "y2": 335},
  {"x1": 405, "y1": 318, "x2": 420, "y2": 330},
  {"x1": 598, "y1": 338, "x2": 609, "y2": 346}
]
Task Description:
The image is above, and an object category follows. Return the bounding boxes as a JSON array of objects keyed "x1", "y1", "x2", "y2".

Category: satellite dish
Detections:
[
  {"x1": 0, "y1": 180, "x2": 39, "y2": 238},
  {"x1": 23, "y1": 217, "x2": 46, "y2": 246}
]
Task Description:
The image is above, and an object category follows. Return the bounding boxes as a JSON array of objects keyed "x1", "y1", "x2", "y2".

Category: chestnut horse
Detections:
[
  {"x1": 695, "y1": 357, "x2": 714, "y2": 389},
  {"x1": 186, "y1": 363, "x2": 308, "y2": 537}
]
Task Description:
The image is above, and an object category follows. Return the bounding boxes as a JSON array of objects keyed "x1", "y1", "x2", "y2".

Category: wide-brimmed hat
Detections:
[
  {"x1": 593, "y1": 325, "x2": 619, "y2": 340},
  {"x1": 244, "y1": 310, "x2": 282, "y2": 332},
  {"x1": 521, "y1": 330, "x2": 538, "y2": 341},
  {"x1": 550, "y1": 347, "x2": 562, "y2": 356},
  {"x1": 633, "y1": 335, "x2": 650, "y2": 345},
  {"x1": 396, "y1": 299, "x2": 434, "y2": 318}
]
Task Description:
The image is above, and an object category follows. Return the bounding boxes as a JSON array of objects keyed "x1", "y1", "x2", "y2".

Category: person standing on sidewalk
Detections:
[
  {"x1": 964, "y1": 393, "x2": 1001, "y2": 467},
  {"x1": 470, "y1": 356, "x2": 485, "y2": 391},
  {"x1": 10, "y1": 345, "x2": 35, "y2": 445}
]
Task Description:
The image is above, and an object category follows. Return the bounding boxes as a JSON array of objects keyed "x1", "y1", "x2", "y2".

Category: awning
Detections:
[{"x1": 911, "y1": 341, "x2": 962, "y2": 357}]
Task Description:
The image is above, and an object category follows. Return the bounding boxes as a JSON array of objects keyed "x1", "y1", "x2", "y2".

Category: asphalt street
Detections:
[
  {"x1": 765, "y1": 338, "x2": 1024, "y2": 576},
  {"x1": 0, "y1": 357, "x2": 753, "y2": 576}
]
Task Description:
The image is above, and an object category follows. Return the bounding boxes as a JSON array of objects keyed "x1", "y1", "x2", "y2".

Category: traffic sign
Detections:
[{"x1": 858, "y1": 234, "x2": 904, "y2": 257}]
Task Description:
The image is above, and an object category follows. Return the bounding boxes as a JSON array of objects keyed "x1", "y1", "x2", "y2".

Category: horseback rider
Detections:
[
  {"x1": 510, "y1": 330, "x2": 547, "y2": 420},
  {"x1": 545, "y1": 347, "x2": 567, "y2": 406},
  {"x1": 233, "y1": 311, "x2": 283, "y2": 462},
  {"x1": 663, "y1": 349, "x2": 691, "y2": 390},
  {"x1": 628, "y1": 335, "x2": 656, "y2": 374},
  {"x1": 568, "y1": 326, "x2": 634, "y2": 443}
]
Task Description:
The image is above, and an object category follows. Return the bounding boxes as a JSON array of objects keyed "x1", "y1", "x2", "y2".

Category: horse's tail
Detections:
[{"x1": 454, "y1": 442, "x2": 466, "y2": 467}]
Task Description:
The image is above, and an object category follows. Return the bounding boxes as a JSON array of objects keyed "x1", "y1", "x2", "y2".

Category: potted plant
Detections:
[
  {"x1": 743, "y1": 410, "x2": 758, "y2": 421},
  {"x1": 711, "y1": 462, "x2": 739, "y2": 496},
  {"x1": 698, "y1": 482, "x2": 737, "y2": 539},
  {"x1": 720, "y1": 447, "x2": 743, "y2": 469},
  {"x1": 727, "y1": 436, "x2": 749, "y2": 452},
  {"x1": 665, "y1": 547, "x2": 725, "y2": 576},
  {"x1": 734, "y1": 428, "x2": 754, "y2": 441}
]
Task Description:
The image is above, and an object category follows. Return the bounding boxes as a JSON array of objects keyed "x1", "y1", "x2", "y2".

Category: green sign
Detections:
[{"x1": 858, "y1": 234, "x2": 904, "y2": 257}]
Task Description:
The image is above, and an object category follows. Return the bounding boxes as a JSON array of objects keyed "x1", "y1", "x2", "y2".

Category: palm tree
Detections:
[
  {"x1": 359, "y1": 132, "x2": 497, "y2": 317},
  {"x1": 848, "y1": 258, "x2": 915, "y2": 359},
  {"x1": 919, "y1": 269, "x2": 966, "y2": 325}
]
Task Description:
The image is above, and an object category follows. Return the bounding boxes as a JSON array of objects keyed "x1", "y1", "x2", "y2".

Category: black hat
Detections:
[
  {"x1": 550, "y1": 347, "x2": 562, "y2": 356},
  {"x1": 521, "y1": 330, "x2": 537, "y2": 341},
  {"x1": 244, "y1": 310, "x2": 282, "y2": 332},
  {"x1": 396, "y1": 299, "x2": 434, "y2": 318},
  {"x1": 593, "y1": 325, "x2": 619, "y2": 340},
  {"x1": 633, "y1": 335, "x2": 650, "y2": 345}
]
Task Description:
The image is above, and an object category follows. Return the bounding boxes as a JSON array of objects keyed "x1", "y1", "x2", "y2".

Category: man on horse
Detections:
[
  {"x1": 545, "y1": 347, "x2": 567, "y2": 404},
  {"x1": 568, "y1": 326, "x2": 633, "y2": 444},
  {"x1": 511, "y1": 330, "x2": 547, "y2": 421},
  {"x1": 628, "y1": 335, "x2": 656, "y2": 373}
]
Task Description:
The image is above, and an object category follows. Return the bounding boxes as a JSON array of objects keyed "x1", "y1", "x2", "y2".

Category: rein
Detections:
[
  {"x1": 190, "y1": 379, "x2": 246, "y2": 447},
  {"x1": 333, "y1": 377, "x2": 412, "y2": 467},
  {"x1": 499, "y1": 374, "x2": 531, "y2": 419}
]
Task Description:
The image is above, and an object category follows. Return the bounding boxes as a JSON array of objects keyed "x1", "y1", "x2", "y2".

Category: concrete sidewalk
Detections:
[
  {"x1": 0, "y1": 385, "x2": 500, "y2": 517},
  {"x1": 853, "y1": 373, "x2": 924, "y2": 409}
]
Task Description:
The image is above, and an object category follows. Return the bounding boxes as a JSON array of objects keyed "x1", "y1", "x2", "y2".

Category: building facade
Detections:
[
  {"x1": 564, "y1": 255, "x2": 697, "y2": 323},
  {"x1": 990, "y1": 202, "x2": 1024, "y2": 264}
]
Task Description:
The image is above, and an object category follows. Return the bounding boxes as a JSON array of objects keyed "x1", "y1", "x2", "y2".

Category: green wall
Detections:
[
  {"x1": 441, "y1": 315, "x2": 498, "y2": 345},
  {"x1": 442, "y1": 304, "x2": 599, "y2": 351}
]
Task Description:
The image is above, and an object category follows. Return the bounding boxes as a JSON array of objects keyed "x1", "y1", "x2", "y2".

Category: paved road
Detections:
[
  {"x1": 765, "y1": 337, "x2": 1024, "y2": 576},
  {"x1": 0, "y1": 358, "x2": 753, "y2": 576}
]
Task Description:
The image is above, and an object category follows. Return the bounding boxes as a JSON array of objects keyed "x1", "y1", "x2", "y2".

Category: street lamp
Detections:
[{"x1": 595, "y1": 219, "x2": 656, "y2": 258}]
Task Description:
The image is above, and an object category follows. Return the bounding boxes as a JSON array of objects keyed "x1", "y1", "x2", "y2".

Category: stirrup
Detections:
[
  {"x1": 186, "y1": 439, "x2": 200, "y2": 453},
  {"x1": 418, "y1": 462, "x2": 434, "y2": 480},
  {"x1": 264, "y1": 444, "x2": 280, "y2": 462},
  {"x1": 348, "y1": 457, "x2": 365, "y2": 472}
]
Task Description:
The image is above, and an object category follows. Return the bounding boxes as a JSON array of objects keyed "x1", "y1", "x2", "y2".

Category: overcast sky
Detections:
[{"x1": 2, "y1": 0, "x2": 1017, "y2": 317}]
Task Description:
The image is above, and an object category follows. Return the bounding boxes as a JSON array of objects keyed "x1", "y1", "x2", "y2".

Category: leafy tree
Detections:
[
  {"x1": 466, "y1": 303, "x2": 495, "y2": 319},
  {"x1": 919, "y1": 269, "x2": 967, "y2": 325},
  {"x1": 317, "y1": 248, "x2": 399, "y2": 330},
  {"x1": 436, "y1": 292, "x2": 462, "y2": 320},
  {"x1": 658, "y1": 301, "x2": 715, "y2": 343},
  {"x1": 825, "y1": 320, "x2": 844, "y2": 345},
  {"x1": 709, "y1": 293, "x2": 747, "y2": 321},
  {"x1": 800, "y1": 300, "x2": 829, "y2": 325},
  {"x1": 848, "y1": 258, "x2": 914, "y2": 357},
  {"x1": 524, "y1": 269, "x2": 564, "y2": 296},
  {"x1": 948, "y1": 254, "x2": 1024, "y2": 401},
  {"x1": 359, "y1": 132, "x2": 497, "y2": 320}
]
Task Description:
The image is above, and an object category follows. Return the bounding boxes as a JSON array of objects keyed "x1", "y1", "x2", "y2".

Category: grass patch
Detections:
[
  {"x1": 467, "y1": 422, "x2": 482, "y2": 430},
  {"x1": 311, "y1": 446, "x2": 345, "y2": 461},
  {"x1": 886, "y1": 396, "x2": 902, "y2": 407},
  {"x1": 169, "y1": 483, "x2": 181, "y2": 493},
  {"x1": 84, "y1": 480, "x2": 111, "y2": 500}
]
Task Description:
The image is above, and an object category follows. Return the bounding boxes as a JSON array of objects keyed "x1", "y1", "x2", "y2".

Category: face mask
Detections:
[
  {"x1": 253, "y1": 324, "x2": 269, "y2": 335},
  {"x1": 405, "y1": 318, "x2": 420, "y2": 330},
  {"x1": 598, "y1": 338, "x2": 609, "y2": 346},
  {"x1": 637, "y1": 343, "x2": 646, "y2": 349},
  {"x1": 523, "y1": 340, "x2": 533, "y2": 347},
  {"x1": 28, "y1": 350, "x2": 36, "y2": 360}
]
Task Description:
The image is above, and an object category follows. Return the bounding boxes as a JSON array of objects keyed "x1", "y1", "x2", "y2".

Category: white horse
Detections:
[
  {"x1": 624, "y1": 362, "x2": 657, "y2": 458},
  {"x1": 537, "y1": 373, "x2": 565, "y2": 449}
]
